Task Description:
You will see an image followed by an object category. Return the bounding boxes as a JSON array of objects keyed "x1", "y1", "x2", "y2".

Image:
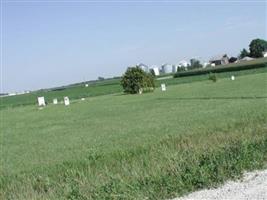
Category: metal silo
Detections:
[{"x1": 162, "y1": 64, "x2": 173, "y2": 74}]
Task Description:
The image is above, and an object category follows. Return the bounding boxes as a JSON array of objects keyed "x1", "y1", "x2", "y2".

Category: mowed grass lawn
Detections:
[{"x1": 1, "y1": 72, "x2": 267, "y2": 199}]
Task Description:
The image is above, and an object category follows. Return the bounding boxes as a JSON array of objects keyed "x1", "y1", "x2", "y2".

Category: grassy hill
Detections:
[
  {"x1": 1, "y1": 63, "x2": 267, "y2": 110},
  {"x1": 0, "y1": 78, "x2": 122, "y2": 109},
  {"x1": 1, "y1": 71, "x2": 267, "y2": 199}
]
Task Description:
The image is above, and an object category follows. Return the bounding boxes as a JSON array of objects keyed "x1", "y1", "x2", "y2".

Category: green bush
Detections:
[
  {"x1": 121, "y1": 66, "x2": 155, "y2": 94},
  {"x1": 209, "y1": 73, "x2": 217, "y2": 82}
]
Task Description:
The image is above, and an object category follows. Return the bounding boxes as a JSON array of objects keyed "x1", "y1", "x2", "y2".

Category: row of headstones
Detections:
[
  {"x1": 139, "y1": 84, "x2": 166, "y2": 94},
  {"x1": 37, "y1": 76, "x2": 234, "y2": 106},
  {"x1": 159, "y1": 76, "x2": 235, "y2": 92},
  {"x1": 160, "y1": 76, "x2": 235, "y2": 91},
  {"x1": 38, "y1": 96, "x2": 70, "y2": 107}
]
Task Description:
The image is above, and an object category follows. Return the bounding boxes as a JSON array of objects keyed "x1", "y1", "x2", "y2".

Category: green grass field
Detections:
[
  {"x1": 1, "y1": 71, "x2": 267, "y2": 199},
  {"x1": 1, "y1": 65, "x2": 267, "y2": 110},
  {"x1": 0, "y1": 78, "x2": 122, "y2": 109}
]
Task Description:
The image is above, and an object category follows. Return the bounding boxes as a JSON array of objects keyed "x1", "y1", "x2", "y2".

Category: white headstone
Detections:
[
  {"x1": 161, "y1": 84, "x2": 166, "y2": 91},
  {"x1": 64, "y1": 96, "x2": 70, "y2": 106},
  {"x1": 85, "y1": 84, "x2": 89, "y2": 87},
  {"x1": 139, "y1": 88, "x2": 143, "y2": 94},
  {"x1": 81, "y1": 98, "x2": 85, "y2": 101},
  {"x1": 37, "y1": 97, "x2": 46, "y2": 106},
  {"x1": 53, "y1": 98, "x2": 58, "y2": 104},
  {"x1": 231, "y1": 75, "x2": 235, "y2": 81}
]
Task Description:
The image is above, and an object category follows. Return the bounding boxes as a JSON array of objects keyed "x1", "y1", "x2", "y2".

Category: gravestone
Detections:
[
  {"x1": 161, "y1": 84, "x2": 166, "y2": 91},
  {"x1": 64, "y1": 97, "x2": 70, "y2": 106},
  {"x1": 37, "y1": 97, "x2": 46, "y2": 106},
  {"x1": 231, "y1": 75, "x2": 235, "y2": 81},
  {"x1": 53, "y1": 98, "x2": 58, "y2": 104},
  {"x1": 81, "y1": 98, "x2": 85, "y2": 101},
  {"x1": 85, "y1": 84, "x2": 89, "y2": 87}
]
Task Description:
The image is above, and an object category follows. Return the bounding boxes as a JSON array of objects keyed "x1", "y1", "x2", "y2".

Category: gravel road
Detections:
[{"x1": 174, "y1": 169, "x2": 267, "y2": 200}]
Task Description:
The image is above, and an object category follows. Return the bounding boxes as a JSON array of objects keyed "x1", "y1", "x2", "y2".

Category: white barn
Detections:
[{"x1": 178, "y1": 60, "x2": 189, "y2": 67}]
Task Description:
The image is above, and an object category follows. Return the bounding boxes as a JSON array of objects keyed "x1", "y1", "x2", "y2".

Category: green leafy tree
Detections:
[
  {"x1": 249, "y1": 39, "x2": 267, "y2": 58},
  {"x1": 121, "y1": 66, "x2": 155, "y2": 94},
  {"x1": 177, "y1": 66, "x2": 186, "y2": 72},
  {"x1": 189, "y1": 59, "x2": 203, "y2": 70},
  {"x1": 98, "y1": 76, "x2": 105, "y2": 81},
  {"x1": 239, "y1": 48, "x2": 250, "y2": 59}
]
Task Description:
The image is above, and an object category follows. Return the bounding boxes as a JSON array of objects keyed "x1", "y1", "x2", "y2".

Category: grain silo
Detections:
[
  {"x1": 172, "y1": 65, "x2": 178, "y2": 73},
  {"x1": 161, "y1": 64, "x2": 173, "y2": 74},
  {"x1": 137, "y1": 63, "x2": 149, "y2": 73}
]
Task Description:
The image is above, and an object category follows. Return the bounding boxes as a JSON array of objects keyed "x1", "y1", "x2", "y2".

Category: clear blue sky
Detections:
[{"x1": 1, "y1": 0, "x2": 266, "y2": 92}]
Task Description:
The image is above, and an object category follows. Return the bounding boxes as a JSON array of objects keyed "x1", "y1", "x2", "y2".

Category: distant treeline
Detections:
[
  {"x1": 174, "y1": 57, "x2": 267, "y2": 78},
  {"x1": 0, "y1": 93, "x2": 8, "y2": 97}
]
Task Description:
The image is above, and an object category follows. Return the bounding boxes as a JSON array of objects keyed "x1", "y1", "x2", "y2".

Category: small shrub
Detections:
[{"x1": 209, "y1": 73, "x2": 217, "y2": 82}]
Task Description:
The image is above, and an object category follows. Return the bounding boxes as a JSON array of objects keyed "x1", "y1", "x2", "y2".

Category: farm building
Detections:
[
  {"x1": 240, "y1": 56, "x2": 254, "y2": 62},
  {"x1": 203, "y1": 62, "x2": 209, "y2": 68},
  {"x1": 8, "y1": 93, "x2": 17, "y2": 96},
  {"x1": 137, "y1": 63, "x2": 149, "y2": 73},
  {"x1": 209, "y1": 54, "x2": 229, "y2": 65},
  {"x1": 161, "y1": 64, "x2": 173, "y2": 74},
  {"x1": 178, "y1": 60, "x2": 189, "y2": 67},
  {"x1": 151, "y1": 67, "x2": 160, "y2": 76},
  {"x1": 172, "y1": 65, "x2": 178, "y2": 73}
]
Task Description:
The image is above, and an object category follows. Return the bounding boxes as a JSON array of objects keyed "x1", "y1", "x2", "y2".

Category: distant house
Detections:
[
  {"x1": 240, "y1": 56, "x2": 254, "y2": 62},
  {"x1": 178, "y1": 60, "x2": 189, "y2": 67},
  {"x1": 209, "y1": 54, "x2": 229, "y2": 65},
  {"x1": 203, "y1": 62, "x2": 210, "y2": 68},
  {"x1": 172, "y1": 65, "x2": 178, "y2": 73}
]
